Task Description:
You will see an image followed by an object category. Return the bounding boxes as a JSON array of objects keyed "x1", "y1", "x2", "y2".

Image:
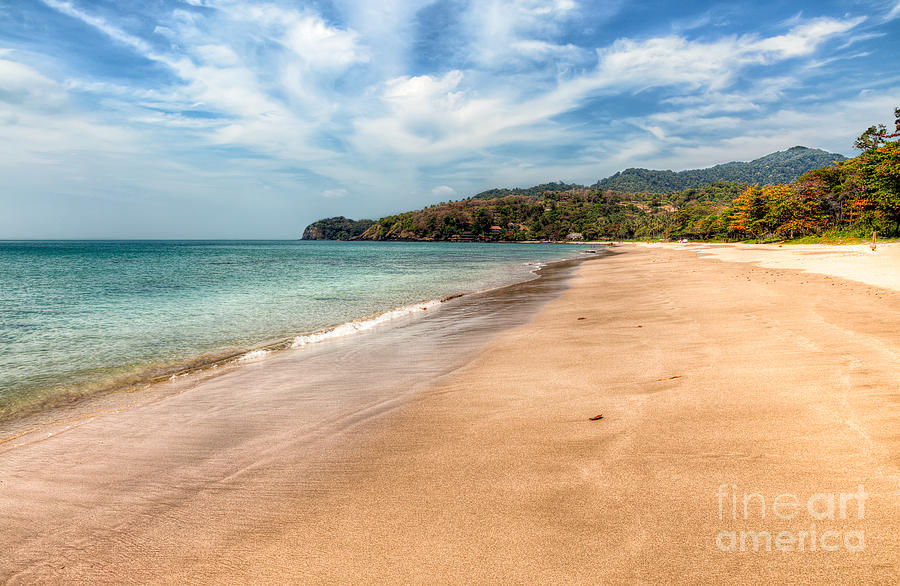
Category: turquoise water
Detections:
[{"x1": 0, "y1": 240, "x2": 593, "y2": 418}]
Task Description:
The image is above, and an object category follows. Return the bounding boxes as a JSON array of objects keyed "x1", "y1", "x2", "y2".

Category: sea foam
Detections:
[
  {"x1": 291, "y1": 299, "x2": 443, "y2": 348},
  {"x1": 237, "y1": 349, "x2": 270, "y2": 362}
]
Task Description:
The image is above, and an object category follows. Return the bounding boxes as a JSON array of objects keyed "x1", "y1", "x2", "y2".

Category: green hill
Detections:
[
  {"x1": 301, "y1": 216, "x2": 374, "y2": 240},
  {"x1": 594, "y1": 147, "x2": 846, "y2": 193},
  {"x1": 470, "y1": 182, "x2": 584, "y2": 200}
]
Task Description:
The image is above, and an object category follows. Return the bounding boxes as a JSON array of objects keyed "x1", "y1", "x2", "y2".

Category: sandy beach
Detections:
[{"x1": 2, "y1": 244, "x2": 899, "y2": 583}]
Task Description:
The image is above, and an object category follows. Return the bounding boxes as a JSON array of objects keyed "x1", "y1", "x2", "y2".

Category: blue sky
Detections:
[{"x1": 1, "y1": 0, "x2": 898, "y2": 238}]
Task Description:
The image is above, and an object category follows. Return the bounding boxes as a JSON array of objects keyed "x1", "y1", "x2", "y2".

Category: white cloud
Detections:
[
  {"x1": 194, "y1": 3, "x2": 369, "y2": 70},
  {"x1": 431, "y1": 185, "x2": 457, "y2": 198},
  {"x1": 284, "y1": 16, "x2": 368, "y2": 70},
  {"x1": 170, "y1": 60, "x2": 279, "y2": 117},
  {"x1": 593, "y1": 36, "x2": 745, "y2": 91},
  {"x1": 0, "y1": 58, "x2": 67, "y2": 109},
  {"x1": 463, "y1": 0, "x2": 593, "y2": 69},
  {"x1": 888, "y1": 1, "x2": 900, "y2": 21},
  {"x1": 755, "y1": 16, "x2": 866, "y2": 58},
  {"x1": 586, "y1": 16, "x2": 866, "y2": 94},
  {"x1": 192, "y1": 44, "x2": 241, "y2": 67},
  {"x1": 322, "y1": 188, "x2": 349, "y2": 198},
  {"x1": 384, "y1": 70, "x2": 464, "y2": 103},
  {"x1": 0, "y1": 58, "x2": 137, "y2": 159}
]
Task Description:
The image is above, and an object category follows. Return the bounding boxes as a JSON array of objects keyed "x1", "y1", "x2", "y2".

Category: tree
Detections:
[
  {"x1": 728, "y1": 186, "x2": 770, "y2": 240},
  {"x1": 854, "y1": 125, "x2": 887, "y2": 152},
  {"x1": 856, "y1": 141, "x2": 900, "y2": 232},
  {"x1": 472, "y1": 207, "x2": 493, "y2": 234},
  {"x1": 854, "y1": 106, "x2": 900, "y2": 152},
  {"x1": 888, "y1": 106, "x2": 900, "y2": 139}
]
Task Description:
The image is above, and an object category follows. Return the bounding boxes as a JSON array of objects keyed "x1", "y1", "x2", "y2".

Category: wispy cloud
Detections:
[
  {"x1": 888, "y1": 1, "x2": 900, "y2": 21},
  {"x1": 39, "y1": 0, "x2": 156, "y2": 55},
  {"x1": 462, "y1": 0, "x2": 589, "y2": 69}
]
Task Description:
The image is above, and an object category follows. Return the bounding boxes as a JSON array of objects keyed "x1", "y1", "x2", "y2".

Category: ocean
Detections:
[{"x1": 0, "y1": 240, "x2": 595, "y2": 420}]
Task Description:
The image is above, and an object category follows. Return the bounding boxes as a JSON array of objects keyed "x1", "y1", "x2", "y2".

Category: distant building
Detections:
[
  {"x1": 566, "y1": 232, "x2": 584, "y2": 240},
  {"x1": 489, "y1": 225, "x2": 502, "y2": 232}
]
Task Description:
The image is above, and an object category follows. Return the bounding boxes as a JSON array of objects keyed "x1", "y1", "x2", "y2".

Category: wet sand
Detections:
[{"x1": 2, "y1": 246, "x2": 899, "y2": 583}]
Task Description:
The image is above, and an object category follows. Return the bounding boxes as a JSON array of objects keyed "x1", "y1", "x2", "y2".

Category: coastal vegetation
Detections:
[{"x1": 303, "y1": 112, "x2": 900, "y2": 242}]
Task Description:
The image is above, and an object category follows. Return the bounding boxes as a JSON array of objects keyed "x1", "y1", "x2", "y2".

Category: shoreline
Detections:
[
  {"x1": 0, "y1": 246, "x2": 602, "y2": 434},
  {"x1": 2, "y1": 244, "x2": 898, "y2": 582},
  {"x1": 0, "y1": 251, "x2": 601, "y2": 450},
  {"x1": 0, "y1": 249, "x2": 602, "y2": 581}
]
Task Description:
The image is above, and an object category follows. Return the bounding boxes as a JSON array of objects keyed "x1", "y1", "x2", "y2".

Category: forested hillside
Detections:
[
  {"x1": 301, "y1": 216, "x2": 374, "y2": 240},
  {"x1": 594, "y1": 147, "x2": 846, "y2": 192},
  {"x1": 352, "y1": 183, "x2": 744, "y2": 241}
]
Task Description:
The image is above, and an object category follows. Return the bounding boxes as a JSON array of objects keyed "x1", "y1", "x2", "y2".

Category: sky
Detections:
[{"x1": 0, "y1": 1, "x2": 898, "y2": 238}]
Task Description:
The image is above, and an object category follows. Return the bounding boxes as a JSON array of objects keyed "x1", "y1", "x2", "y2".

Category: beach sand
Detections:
[
  {"x1": 682, "y1": 241, "x2": 900, "y2": 292},
  {"x1": 1, "y1": 245, "x2": 898, "y2": 583}
]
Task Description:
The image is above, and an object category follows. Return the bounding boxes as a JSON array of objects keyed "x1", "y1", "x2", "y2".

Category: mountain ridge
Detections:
[{"x1": 593, "y1": 146, "x2": 846, "y2": 193}]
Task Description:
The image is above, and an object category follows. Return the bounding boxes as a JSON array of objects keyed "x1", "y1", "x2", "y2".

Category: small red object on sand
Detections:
[{"x1": 589, "y1": 414, "x2": 603, "y2": 420}]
